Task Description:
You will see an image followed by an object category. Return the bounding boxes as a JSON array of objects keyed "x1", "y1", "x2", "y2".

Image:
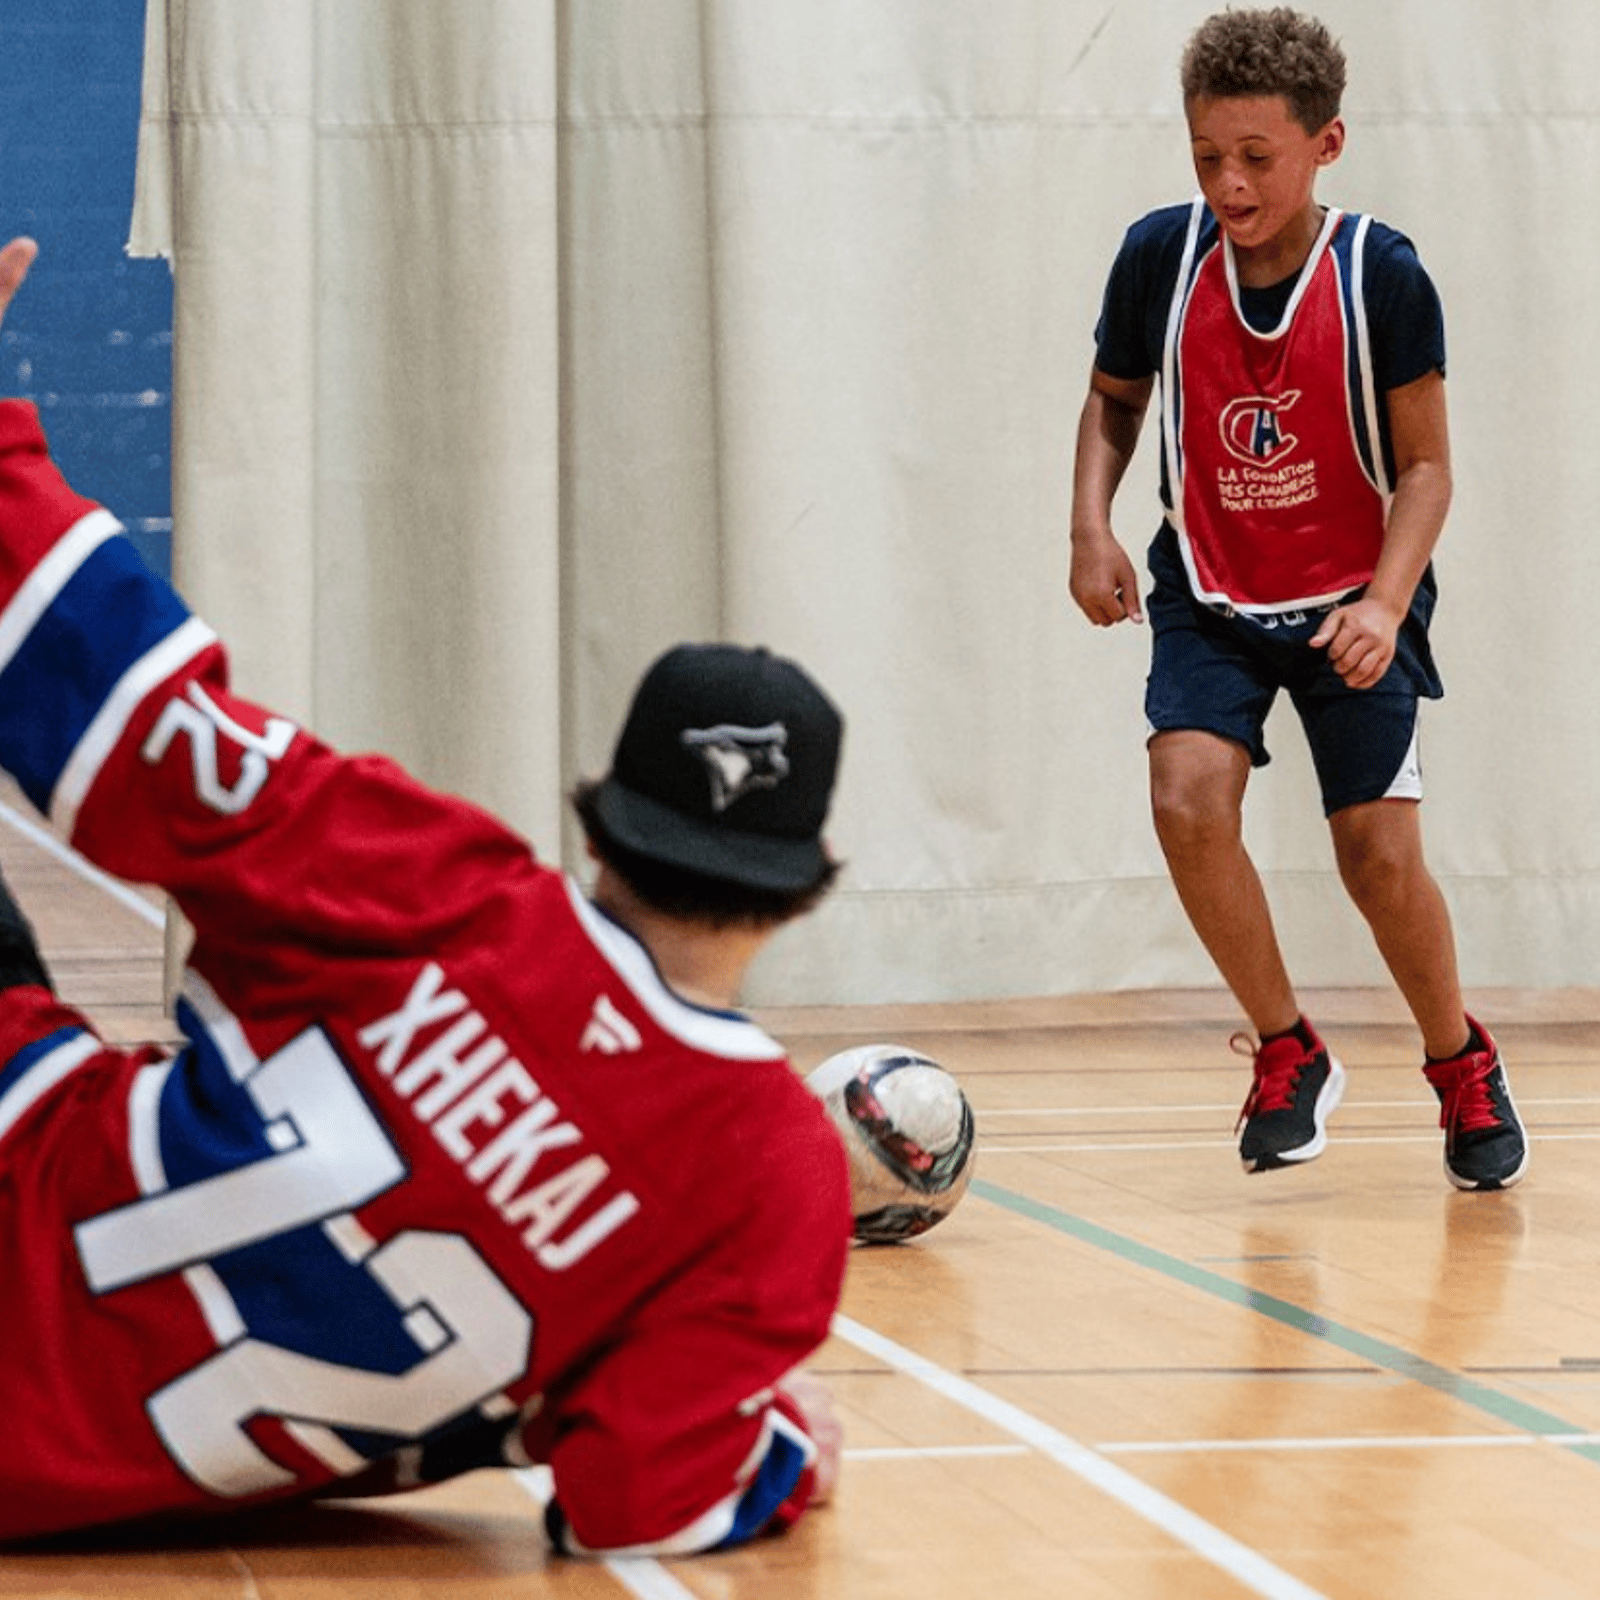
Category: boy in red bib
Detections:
[{"x1": 1068, "y1": 8, "x2": 1526, "y2": 1190}]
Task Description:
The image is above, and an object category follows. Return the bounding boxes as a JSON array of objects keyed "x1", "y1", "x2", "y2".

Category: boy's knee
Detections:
[
  {"x1": 1148, "y1": 732, "x2": 1251, "y2": 863},
  {"x1": 1149, "y1": 774, "x2": 1241, "y2": 858},
  {"x1": 1331, "y1": 805, "x2": 1424, "y2": 906}
]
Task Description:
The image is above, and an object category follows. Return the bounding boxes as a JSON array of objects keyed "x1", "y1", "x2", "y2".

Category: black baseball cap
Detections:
[{"x1": 590, "y1": 642, "x2": 843, "y2": 892}]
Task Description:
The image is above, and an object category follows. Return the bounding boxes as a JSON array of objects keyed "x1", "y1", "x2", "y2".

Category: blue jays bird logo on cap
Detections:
[
  {"x1": 681, "y1": 723, "x2": 790, "y2": 813},
  {"x1": 595, "y1": 641, "x2": 840, "y2": 890}
]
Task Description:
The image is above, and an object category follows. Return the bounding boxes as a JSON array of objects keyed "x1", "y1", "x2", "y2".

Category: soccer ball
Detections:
[{"x1": 807, "y1": 1044, "x2": 976, "y2": 1244}]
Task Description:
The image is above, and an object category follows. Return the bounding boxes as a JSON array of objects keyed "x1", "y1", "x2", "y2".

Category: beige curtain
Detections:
[
  {"x1": 133, "y1": 0, "x2": 564, "y2": 850},
  {"x1": 133, "y1": 0, "x2": 1600, "y2": 1005}
]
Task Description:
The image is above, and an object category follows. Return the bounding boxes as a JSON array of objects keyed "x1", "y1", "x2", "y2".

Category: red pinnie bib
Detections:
[{"x1": 1163, "y1": 203, "x2": 1389, "y2": 613}]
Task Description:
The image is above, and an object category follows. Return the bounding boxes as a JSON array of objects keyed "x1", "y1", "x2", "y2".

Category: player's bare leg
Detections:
[
  {"x1": 1331, "y1": 794, "x2": 1526, "y2": 1187},
  {"x1": 1150, "y1": 729, "x2": 1340, "y2": 1171},
  {"x1": 1328, "y1": 797, "x2": 1468, "y2": 1058},
  {"x1": 1148, "y1": 729, "x2": 1299, "y2": 1037}
]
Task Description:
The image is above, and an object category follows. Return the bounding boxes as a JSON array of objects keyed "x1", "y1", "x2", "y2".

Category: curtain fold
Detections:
[
  {"x1": 133, "y1": 0, "x2": 1600, "y2": 1004},
  {"x1": 133, "y1": 0, "x2": 563, "y2": 847}
]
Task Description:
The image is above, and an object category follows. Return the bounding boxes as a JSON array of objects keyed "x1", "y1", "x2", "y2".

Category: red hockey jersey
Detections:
[{"x1": 0, "y1": 401, "x2": 852, "y2": 1552}]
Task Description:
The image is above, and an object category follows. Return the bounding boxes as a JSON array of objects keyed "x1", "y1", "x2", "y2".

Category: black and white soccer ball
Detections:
[{"x1": 807, "y1": 1044, "x2": 976, "y2": 1244}]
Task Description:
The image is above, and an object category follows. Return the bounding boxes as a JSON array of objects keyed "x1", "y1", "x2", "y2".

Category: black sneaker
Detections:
[
  {"x1": 1423, "y1": 1018, "x2": 1528, "y2": 1191},
  {"x1": 1235, "y1": 1023, "x2": 1345, "y2": 1173}
]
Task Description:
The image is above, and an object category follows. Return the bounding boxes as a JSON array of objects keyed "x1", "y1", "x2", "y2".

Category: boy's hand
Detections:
[
  {"x1": 1309, "y1": 596, "x2": 1400, "y2": 689},
  {"x1": 0, "y1": 238, "x2": 37, "y2": 335},
  {"x1": 777, "y1": 1369, "x2": 842, "y2": 1505},
  {"x1": 1068, "y1": 531, "x2": 1144, "y2": 626}
]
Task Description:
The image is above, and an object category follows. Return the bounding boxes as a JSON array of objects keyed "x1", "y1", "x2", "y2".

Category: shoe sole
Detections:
[
  {"x1": 1446, "y1": 1160, "x2": 1528, "y2": 1192},
  {"x1": 1443, "y1": 1070, "x2": 1530, "y2": 1191},
  {"x1": 1242, "y1": 1055, "x2": 1346, "y2": 1173}
]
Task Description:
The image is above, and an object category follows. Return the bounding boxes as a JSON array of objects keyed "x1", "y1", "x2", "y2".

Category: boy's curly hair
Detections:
[{"x1": 1181, "y1": 8, "x2": 1345, "y2": 134}]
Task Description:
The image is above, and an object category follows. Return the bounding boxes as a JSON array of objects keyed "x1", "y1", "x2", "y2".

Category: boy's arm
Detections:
[
  {"x1": 538, "y1": 1284, "x2": 843, "y2": 1555},
  {"x1": 1310, "y1": 370, "x2": 1452, "y2": 688},
  {"x1": 1069, "y1": 367, "x2": 1153, "y2": 626}
]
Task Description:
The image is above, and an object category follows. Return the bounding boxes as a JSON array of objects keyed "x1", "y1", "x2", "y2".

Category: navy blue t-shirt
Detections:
[
  {"x1": 1094, "y1": 202, "x2": 1445, "y2": 393},
  {"x1": 1092, "y1": 202, "x2": 1445, "y2": 509}
]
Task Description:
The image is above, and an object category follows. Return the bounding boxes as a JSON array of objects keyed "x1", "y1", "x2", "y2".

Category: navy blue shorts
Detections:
[{"x1": 1144, "y1": 526, "x2": 1444, "y2": 818}]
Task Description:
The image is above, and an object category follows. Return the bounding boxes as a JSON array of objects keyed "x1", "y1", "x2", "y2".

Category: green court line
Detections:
[{"x1": 971, "y1": 1177, "x2": 1600, "y2": 1462}]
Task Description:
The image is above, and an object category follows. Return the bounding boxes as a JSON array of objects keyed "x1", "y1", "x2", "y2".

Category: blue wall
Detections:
[{"x1": 0, "y1": 1, "x2": 172, "y2": 576}]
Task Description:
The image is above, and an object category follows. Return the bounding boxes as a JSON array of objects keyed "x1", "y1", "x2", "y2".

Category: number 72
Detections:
[{"x1": 73, "y1": 1027, "x2": 535, "y2": 1497}]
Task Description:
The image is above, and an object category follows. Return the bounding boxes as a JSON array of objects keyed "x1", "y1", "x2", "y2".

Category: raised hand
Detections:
[{"x1": 0, "y1": 238, "x2": 39, "y2": 336}]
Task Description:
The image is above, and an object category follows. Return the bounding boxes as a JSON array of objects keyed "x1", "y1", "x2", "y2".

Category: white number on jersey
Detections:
[
  {"x1": 140, "y1": 681, "x2": 297, "y2": 816},
  {"x1": 72, "y1": 1027, "x2": 534, "y2": 1498}
]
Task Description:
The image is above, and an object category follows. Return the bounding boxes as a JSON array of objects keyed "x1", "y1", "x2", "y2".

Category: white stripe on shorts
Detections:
[{"x1": 1383, "y1": 720, "x2": 1423, "y2": 802}]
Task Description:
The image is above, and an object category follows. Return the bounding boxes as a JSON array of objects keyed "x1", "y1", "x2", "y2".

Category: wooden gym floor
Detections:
[{"x1": 5, "y1": 787, "x2": 1600, "y2": 1600}]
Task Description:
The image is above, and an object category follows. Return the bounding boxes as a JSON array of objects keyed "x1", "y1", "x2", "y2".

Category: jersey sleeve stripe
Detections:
[
  {"x1": 0, "y1": 506, "x2": 216, "y2": 829},
  {"x1": 49, "y1": 614, "x2": 218, "y2": 840},
  {"x1": 0, "y1": 507, "x2": 121, "y2": 671},
  {"x1": 545, "y1": 1404, "x2": 815, "y2": 1557},
  {"x1": 712, "y1": 1404, "x2": 817, "y2": 1547},
  {"x1": 0, "y1": 1028, "x2": 100, "y2": 1144}
]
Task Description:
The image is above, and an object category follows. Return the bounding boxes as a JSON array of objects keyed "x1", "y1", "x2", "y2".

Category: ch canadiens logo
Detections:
[{"x1": 1219, "y1": 390, "x2": 1301, "y2": 468}]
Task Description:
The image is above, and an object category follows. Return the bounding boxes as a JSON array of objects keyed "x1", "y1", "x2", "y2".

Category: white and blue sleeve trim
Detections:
[
  {"x1": 545, "y1": 1405, "x2": 816, "y2": 1556},
  {"x1": 0, "y1": 507, "x2": 216, "y2": 835}
]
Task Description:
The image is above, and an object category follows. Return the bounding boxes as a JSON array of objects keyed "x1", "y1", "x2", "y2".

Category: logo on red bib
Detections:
[{"x1": 1219, "y1": 390, "x2": 1301, "y2": 467}]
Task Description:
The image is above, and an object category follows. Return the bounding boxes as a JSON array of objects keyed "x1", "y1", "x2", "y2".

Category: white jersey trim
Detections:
[
  {"x1": 553, "y1": 1404, "x2": 811, "y2": 1558},
  {"x1": 1160, "y1": 200, "x2": 1386, "y2": 618},
  {"x1": 1161, "y1": 516, "x2": 1365, "y2": 616},
  {"x1": 1221, "y1": 205, "x2": 1344, "y2": 339},
  {"x1": 1347, "y1": 213, "x2": 1393, "y2": 498},
  {"x1": 50, "y1": 613, "x2": 219, "y2": 841},
  {"x1": 1157, "y1": 197, "x2": 1208, "y2": 543},
  {"x1": 0, "y1": 1029, "x2": 100, "y2": 1144},
  {"x1": 0, "y1": 507, "x2": 123, "y2": 675},
  {"x1": 565, "y1": 877, "x2": 788, "y2": 1063}
]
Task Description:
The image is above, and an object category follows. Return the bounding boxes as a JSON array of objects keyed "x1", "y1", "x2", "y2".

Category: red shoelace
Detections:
[
  {"x1": 1233, "y1": 1032, "x2": 1313, "y2": 1128},
  {"x1": 1425, "y1": 1050, "x2": 1500, "y2": 1146}
]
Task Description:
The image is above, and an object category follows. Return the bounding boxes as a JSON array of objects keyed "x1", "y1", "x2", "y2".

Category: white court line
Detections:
[
  {"x1": 832, "y1": 1313, "x2": 1331, "y2": 1600},
  {"x1": 0, "y1": 794, "x2": 165, "y2": 928},
  {"x1": 981, "y1": 1095, "x2": 1600, "y2": 1116},
  {"x1": 595, "y1": 1561, "x2": 702, "y2": 1600},
  {"x1": 512, "y1": 1469, "x2": 699, "y2": 1600},
  {"x1": 846, "y1": 1442, "x2": 1031, "y2": 1461},
  {"x1": 850, "y1": 1430, "x2": 1600, "y2": 1460},
  {"x1": 222, "y1": 1549, "x2": 265, "y2": 1600},
  {"x1": 979, "y1": 1131, "x2": 1600, "y2": 1156},
  {"x1": 1101, "y1": 1432, "x2": 1553, "y2": 1455}
]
